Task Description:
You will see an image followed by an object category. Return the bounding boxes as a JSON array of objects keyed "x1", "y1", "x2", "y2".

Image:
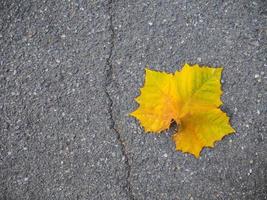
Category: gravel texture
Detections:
[{"x1": 0, "y1": 0, "x2": 266, "y2": 200}]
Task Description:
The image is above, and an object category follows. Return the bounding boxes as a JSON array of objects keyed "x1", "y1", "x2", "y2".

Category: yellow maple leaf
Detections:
[{"x1": 130, "y1": 63, "x2": 235, "y2": 158}]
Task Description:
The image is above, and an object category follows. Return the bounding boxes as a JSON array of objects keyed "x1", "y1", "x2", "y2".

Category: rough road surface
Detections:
[{"x1": 0, "y1": 0, "x2": 266, "y2": 199}]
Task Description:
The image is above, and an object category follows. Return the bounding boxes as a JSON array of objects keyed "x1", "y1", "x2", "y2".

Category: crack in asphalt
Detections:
[{"x1": 105, "y1": 1, "x2": 135, "y2": 199}]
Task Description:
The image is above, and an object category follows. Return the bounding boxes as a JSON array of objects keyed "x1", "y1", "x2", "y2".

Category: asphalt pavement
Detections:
[{"x1": 0, "y1": 0, "x2": 266, "y2": 199}]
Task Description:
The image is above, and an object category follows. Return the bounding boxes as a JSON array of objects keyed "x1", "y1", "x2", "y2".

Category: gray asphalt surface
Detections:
[{"x1": 0, "y1": 0, "x2": 266, "y2": 200}]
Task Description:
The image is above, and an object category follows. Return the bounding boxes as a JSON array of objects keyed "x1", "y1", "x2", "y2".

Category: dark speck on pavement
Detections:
[{"x1": 0, "y1": 0, "x2": 266, "y2": 199}]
